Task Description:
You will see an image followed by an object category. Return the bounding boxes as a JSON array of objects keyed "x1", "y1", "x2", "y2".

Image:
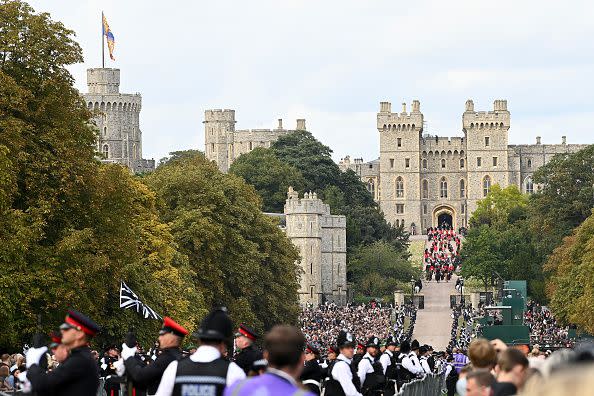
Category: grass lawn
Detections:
[{"x1": 408, "y1": 239, "x2": 426, "y2": 269}]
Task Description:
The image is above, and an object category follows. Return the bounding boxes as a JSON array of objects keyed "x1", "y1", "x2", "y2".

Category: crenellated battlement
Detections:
[
  {"x1": 284, "y1": 187, "x2": 330, "y2": 215},
  {"x1": 377, "y1": 100, "x2": 424, "y2": 131},
  {"x1": 463, "y1": 99, "x2": 510, "y2": 131},
  {"x1": 204, "y1": 109, "x2": 236, "y2": 123}
]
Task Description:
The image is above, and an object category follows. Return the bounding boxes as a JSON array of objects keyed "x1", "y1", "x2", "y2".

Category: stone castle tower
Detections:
[
  {"x1": 204, "y1": 109, "x2": 306, "y2": 173},
  {"x1": 83, "y1": 68, "x2": 154, "y2": 173},
  {"x1": 340, "y1": 99, "x2": 588, "y2": 233},
  {"x1": 284, "y1": 187, "x2": 347, "y2": 305}
]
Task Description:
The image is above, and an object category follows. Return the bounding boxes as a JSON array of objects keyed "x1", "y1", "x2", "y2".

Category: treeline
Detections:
[
  {"x1": 229, "y1": 132, "x2": 418, "y2": 301},
  {"x1": 461, "y1": 145, "x2": 594, "y2": 333},
  {"x1": 0, "y1": 1, "x2": 299, "y2": 350}
]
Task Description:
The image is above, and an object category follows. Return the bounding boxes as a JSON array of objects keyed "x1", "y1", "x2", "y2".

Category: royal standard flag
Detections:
[{"x1": 102, "y1": 13, "x2": 115, "y2": 60}]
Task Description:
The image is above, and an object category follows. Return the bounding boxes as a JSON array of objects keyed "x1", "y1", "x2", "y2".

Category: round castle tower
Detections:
[{"x1": 84, "y1": 68, "x2": 153, "y2": 173}]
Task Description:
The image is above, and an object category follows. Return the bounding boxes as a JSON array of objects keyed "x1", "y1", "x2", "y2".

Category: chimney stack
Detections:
[
  {"x1": 562, "y1": 136, "x2": 566, "y2": 144},
  {"x1": 380, "y1": 102, "x2": 392, "y2": 113},
  {"x1": 536, "y1": 136, "x2": 541, "y2": 145},
  {"x1": 277, "y1": 119, "x2": 283, "y2": 129},
  {"x1": 401, "y1": 103, "x2": 407, "y2": 114}
]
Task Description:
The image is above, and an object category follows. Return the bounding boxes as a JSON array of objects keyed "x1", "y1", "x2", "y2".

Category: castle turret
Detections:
[
  {"x1": 377, "y1": 100, "x2": 423, "y2": 229},
  {"x1": 463, "y1": 99, "x2": 510, "y2": 214},
  {"x1": 84, "y1": 68, "x2": 154, "y2": 173},
  {"x1": 284, "y1": 188, "x2": 347, "y2": 305},
  {"x1": 204, "y1": 109, "x2": 236, "y2": 172}
]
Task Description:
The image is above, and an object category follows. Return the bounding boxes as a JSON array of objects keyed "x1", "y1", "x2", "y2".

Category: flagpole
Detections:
[{"x1": 101, "y1": 11, "x2": 105, "y2": 68}]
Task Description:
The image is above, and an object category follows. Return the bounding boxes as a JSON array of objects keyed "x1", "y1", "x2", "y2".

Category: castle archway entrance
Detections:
[{"x1": 433, "y1": 206, "x2": 456, "y2": 229}]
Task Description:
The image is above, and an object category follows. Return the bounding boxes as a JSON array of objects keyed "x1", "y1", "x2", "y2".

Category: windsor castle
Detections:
[
  {"x1": 81, "y1": 67, "x2": 588, "y2": 305},
  {"x1": 204, "y1": 100, "x2": 588, "y2": 235}
]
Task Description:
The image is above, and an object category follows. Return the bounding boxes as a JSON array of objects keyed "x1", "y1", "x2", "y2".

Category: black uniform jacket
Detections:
[
  {"x1": 234, "y1": 345, "x2": 263, "y2": 375},
  {"x1": 28, "y1": 346, "x2": 99, "y2": 396},
  {"x1": 124, "y1": 347, "x2": 182, "y2": 395}
]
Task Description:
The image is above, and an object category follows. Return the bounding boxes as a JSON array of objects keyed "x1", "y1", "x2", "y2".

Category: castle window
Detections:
[
  {"x1": 440, "y1": 177, "x2": 448, "y2": 198},
  {"x1": 461, "y1": 204, "x2": 466, "y2": 214},
  {"x1": 395, "y1": 177, "x2": 404, "y2": 198},
  {"x1": 525, "y1": 177, "x2": 534, "y2": 194},
  {"x1": 477, "y1": 157, "x2": 482, "y2": 167},
  {"x1": 401, "y1": 219, "x2": 405, "y2": 227},
  {"x1": 310, "y1": 287, "x2": 314, "y2": 299},
  {"x1": 367, "y1": 179, "x2": 375, "y2": 195},
  {"x1": 211, "y1": 143, "x2": 214, "y2": 152},
  {"x1": 103, "y1": 127, "x2": 107, "y2": 136},
  {"x1": 483, "y1": 175, "x2": 491, "y2": 197},
  {"x1": 460, "y1": 158, "x2": 465, "y2": 169},
  {"x1": 310, "y1": 263, "x2": 313, "y2": 274},
  {"x1": 397, "y1": 138, "x2": 402, "y2": 148},
  {"x1": 441, "y1": 159, "x2": 446, "y2": 169},
  {"x1": 249, "y1": 142, "x2": 253, "y2": 150},
  {"x1": 485, "y1": 136, "x2": 490, "y2": 147},
  {"x1": 422, "y1": 159, "x2": 427, "y2": 169},
  {"x1": 423, "y1": 204, "x2": 427, "y2": 215},
  {"x1": 460, "y1": 179, "x2": 466, "y2": 198},
  {"x1": 102, "y1": 144, "x2": 109, "y2": 158},
  {"x1": 390, "y1": 158, "x2": 394, "y2": 168},
  {"x1": 395, "y1": 219, "x2": 400, "y2": 227},
  {"x1": 527, "y1": 159, "x2": 532, "y2": 168},
  {"x1": 396, "y1": 204, "x2": 405, "y2": 214},
  {"x1": 405, "y1": 158, "x2": 410, "y2": 168},
  {"x1": 492, "y1": 157, "x2": 498, "y2": 167},
  {"x1": 422, "y1": 179, "x2": 428, "y2": 199}
]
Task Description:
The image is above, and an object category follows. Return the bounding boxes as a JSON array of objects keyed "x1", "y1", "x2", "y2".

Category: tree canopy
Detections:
[
  {"x1": 145, "y1": 151, "x2": 301, "y2": 335},
  {"x1": 545, "y1": 210, "x2": 594, "y2": 334}
]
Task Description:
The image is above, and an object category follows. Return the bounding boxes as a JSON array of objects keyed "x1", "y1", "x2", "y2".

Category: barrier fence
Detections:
[{"x1": 397, "y1": 373, "x2": 446, "y2": 396}]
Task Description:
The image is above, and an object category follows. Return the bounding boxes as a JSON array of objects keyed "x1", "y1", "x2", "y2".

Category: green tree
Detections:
[
  {"x1": 529, "y1": 145, "x2": 594, "y2": 258},
  {"x1": 145, "y1": 151, "x2": 301, "y2": 335},
  {"x1": 545, "y1": 210, "x2": 594, "y2": 334},
  {"x1": 469, "y1": 185, "x2": 528, "y2": 228},
  {"x1": 0, "y1": 1, "x2": 201, "y2": 349},
  {"x1": 461, "y1": 225, "x2": 501, "y2": 291},
  {"x1": 348, "y1": 241, "x2": 419, "y2": 300},
  {"x1": 229, "y1": 147, "x2": 306, "y2": 212}
]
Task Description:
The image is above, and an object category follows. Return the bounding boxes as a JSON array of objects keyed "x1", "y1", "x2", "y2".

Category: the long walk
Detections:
[{"x1": 410, "y1": 235, "x2": 456, "y2": 350}]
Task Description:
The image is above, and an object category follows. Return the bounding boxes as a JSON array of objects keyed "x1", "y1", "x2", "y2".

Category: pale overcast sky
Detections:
[{"x1": 29, "y1": 0, "x2": 594, "y2": 162}]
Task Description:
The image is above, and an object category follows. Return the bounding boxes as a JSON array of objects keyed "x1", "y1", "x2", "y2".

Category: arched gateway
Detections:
[{"x1": 433, "y1": 206, "x2": 456, "y2": 229}]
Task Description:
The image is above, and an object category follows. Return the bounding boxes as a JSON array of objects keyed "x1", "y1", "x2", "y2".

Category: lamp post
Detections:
[
  {"x1": 459, "y1": 277, "x2": 465, "y2": 306},
  {"x1": 411, "y1": 277, "x2": 416, "y2": 307}
]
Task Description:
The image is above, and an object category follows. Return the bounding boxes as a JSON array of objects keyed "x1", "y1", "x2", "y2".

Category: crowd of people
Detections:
[
  {"x1": 299, "y1": 302, "x2": 417, "y2": 358},
  {"x1": 424, "y1": 226, "x2": 462, "y2": 282},
  {"x1": 525, "y1": 300, "x2": 574, "y2": 350},
  {"x1": 448, "y1": 304, "x2": 481, "y2": 353}
]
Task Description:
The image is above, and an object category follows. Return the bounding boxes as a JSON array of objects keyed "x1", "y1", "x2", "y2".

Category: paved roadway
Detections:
[{"x1": 410, "y1": 235, "x2": 456, "y2": 351}]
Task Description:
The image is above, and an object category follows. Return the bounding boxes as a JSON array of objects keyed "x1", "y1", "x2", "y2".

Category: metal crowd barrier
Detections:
[{"x1": 397, "y1": 373, "x2": 446, "y2": 396}]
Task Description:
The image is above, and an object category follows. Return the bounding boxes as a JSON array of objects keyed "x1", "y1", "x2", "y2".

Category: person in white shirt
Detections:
[
  {"x1": 418, "y1": 346, "x2": 432, "y2": 374},
  {"x1": 357, "y1": 336, "x2": 380, "y2": 386},
  {"x1": 154, "y1": 308, "x2": 245, "y2": 396},
  {"x1": 329, "y1": 330, "x2": 362, "y2": 396}
]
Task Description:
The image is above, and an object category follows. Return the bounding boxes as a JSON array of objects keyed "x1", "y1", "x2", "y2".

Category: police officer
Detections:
[
  {"x1": 394, "y1": 341, "x2": 424, "y2": 391},
  {"x1": 358, "y1": 337, "x2": 385, "y2": 396},
  {"x1": 234, "y1": 324, "x2": 264, "y2": 376},
  {"x1": 352, "y1": 343, "x2": 365, "y2": 368},
  {"x1": 300, "y1": 343, "x2": 323, "y2": 395},
  {"x1": 118, "y1": 317, "x2": 187, "y2": 396},
  {"x1": 23, "y1": 309, "x2": 101, "y2": 396},
  {"x1": 323, "y1": 330, "x2": 361, "y2": 396},
  {"x1": 154, "y1": 307, "x2": 245, "y2": 396},
  {"x1": 379, "y1": 336, "x2": 398, "y2": 396}
]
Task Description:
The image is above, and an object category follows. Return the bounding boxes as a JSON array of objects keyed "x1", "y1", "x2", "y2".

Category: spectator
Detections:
[
  {"x1": 465, "y1": 370, "x2": 495, "y2": 396},
  {"x1": 0, "y1": 365, "x2": 13, "y2": 391},
  {"x1": 468, "y1": 339, "x2": 497, "y2": 370},
  {"x1": 493, "y1": 348, "x2": 529, "y2": 396}
]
